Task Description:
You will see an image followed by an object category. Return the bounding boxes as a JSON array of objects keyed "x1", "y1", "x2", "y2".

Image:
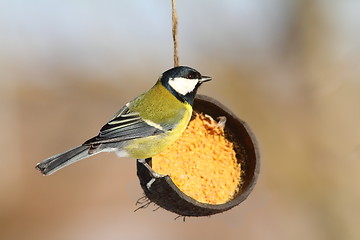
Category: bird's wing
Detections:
[{"x1": 84, "y1": 104, "x2": 166, "y2": 145}]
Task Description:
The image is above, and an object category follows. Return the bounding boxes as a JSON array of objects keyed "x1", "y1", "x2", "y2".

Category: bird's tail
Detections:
[{"x1": 36, "y1": 145, "x2": 96, "y2": 175}]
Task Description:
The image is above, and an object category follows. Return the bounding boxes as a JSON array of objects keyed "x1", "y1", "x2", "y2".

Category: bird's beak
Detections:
[{"x1": 199, "y1": 76, "x2": 212, "y2": 83}]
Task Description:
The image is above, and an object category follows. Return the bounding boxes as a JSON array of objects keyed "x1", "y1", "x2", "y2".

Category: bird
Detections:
[{"x1": 36, "y1": 66, "x2": 211, "y2": 175}]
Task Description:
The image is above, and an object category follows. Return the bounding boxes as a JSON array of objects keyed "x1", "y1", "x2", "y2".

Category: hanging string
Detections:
[{"x1": 172, "y1": 0, "x2": 179, "y2": 67}]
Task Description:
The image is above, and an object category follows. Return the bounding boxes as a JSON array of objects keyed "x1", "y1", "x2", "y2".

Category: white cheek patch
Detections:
[{"x1": 168, "y1": 77, "x2": 198, "y2": 95}]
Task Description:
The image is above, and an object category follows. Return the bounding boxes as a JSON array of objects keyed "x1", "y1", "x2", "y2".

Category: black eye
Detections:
[{"x1": 187, "y1": 71, "x2": 200, "y2": 79}]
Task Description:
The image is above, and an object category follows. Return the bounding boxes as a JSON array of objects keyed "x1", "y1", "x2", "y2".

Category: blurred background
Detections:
[{"x1": 1, "y1": 0, "x2": 360, "y2": 239}]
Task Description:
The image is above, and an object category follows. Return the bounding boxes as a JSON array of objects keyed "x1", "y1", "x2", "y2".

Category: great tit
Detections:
[{"x1": 36, "y1": 66, "x2": 211, "y2": 175}]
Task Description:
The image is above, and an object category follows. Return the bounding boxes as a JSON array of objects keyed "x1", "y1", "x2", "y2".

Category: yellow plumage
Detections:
[{"x1": 124, "y1": 81, "x2": 192, "y2": 158}]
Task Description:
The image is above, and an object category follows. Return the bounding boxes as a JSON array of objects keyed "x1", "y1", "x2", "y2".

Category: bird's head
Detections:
[{"x1": 160, "y1": 66, "x2": 211, "y2": 105}]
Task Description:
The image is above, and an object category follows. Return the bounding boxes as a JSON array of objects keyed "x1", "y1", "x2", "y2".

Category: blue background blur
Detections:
[{"x1": 1, "y1": 1, "x2": 360, "y2": 239}]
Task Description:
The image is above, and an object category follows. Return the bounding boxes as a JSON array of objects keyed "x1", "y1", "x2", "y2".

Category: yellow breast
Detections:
[{"x1": 123, "y1": 82, "x2": 192, "y2": 158}]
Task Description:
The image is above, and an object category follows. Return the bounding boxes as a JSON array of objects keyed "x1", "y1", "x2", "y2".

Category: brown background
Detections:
[{"x1": 1, "y1": 1, "x2": 359, "y2": 240}]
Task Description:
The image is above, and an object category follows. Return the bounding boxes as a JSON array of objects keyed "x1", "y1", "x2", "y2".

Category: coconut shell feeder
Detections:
[{"x1": 136, "y1": 95, "x2": 260, "y2": 217}]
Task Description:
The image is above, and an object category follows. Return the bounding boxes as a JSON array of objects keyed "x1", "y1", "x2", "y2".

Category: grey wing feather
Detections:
[{"x1": 84, "y1": 105, "x2": 165, "y2": 145}]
